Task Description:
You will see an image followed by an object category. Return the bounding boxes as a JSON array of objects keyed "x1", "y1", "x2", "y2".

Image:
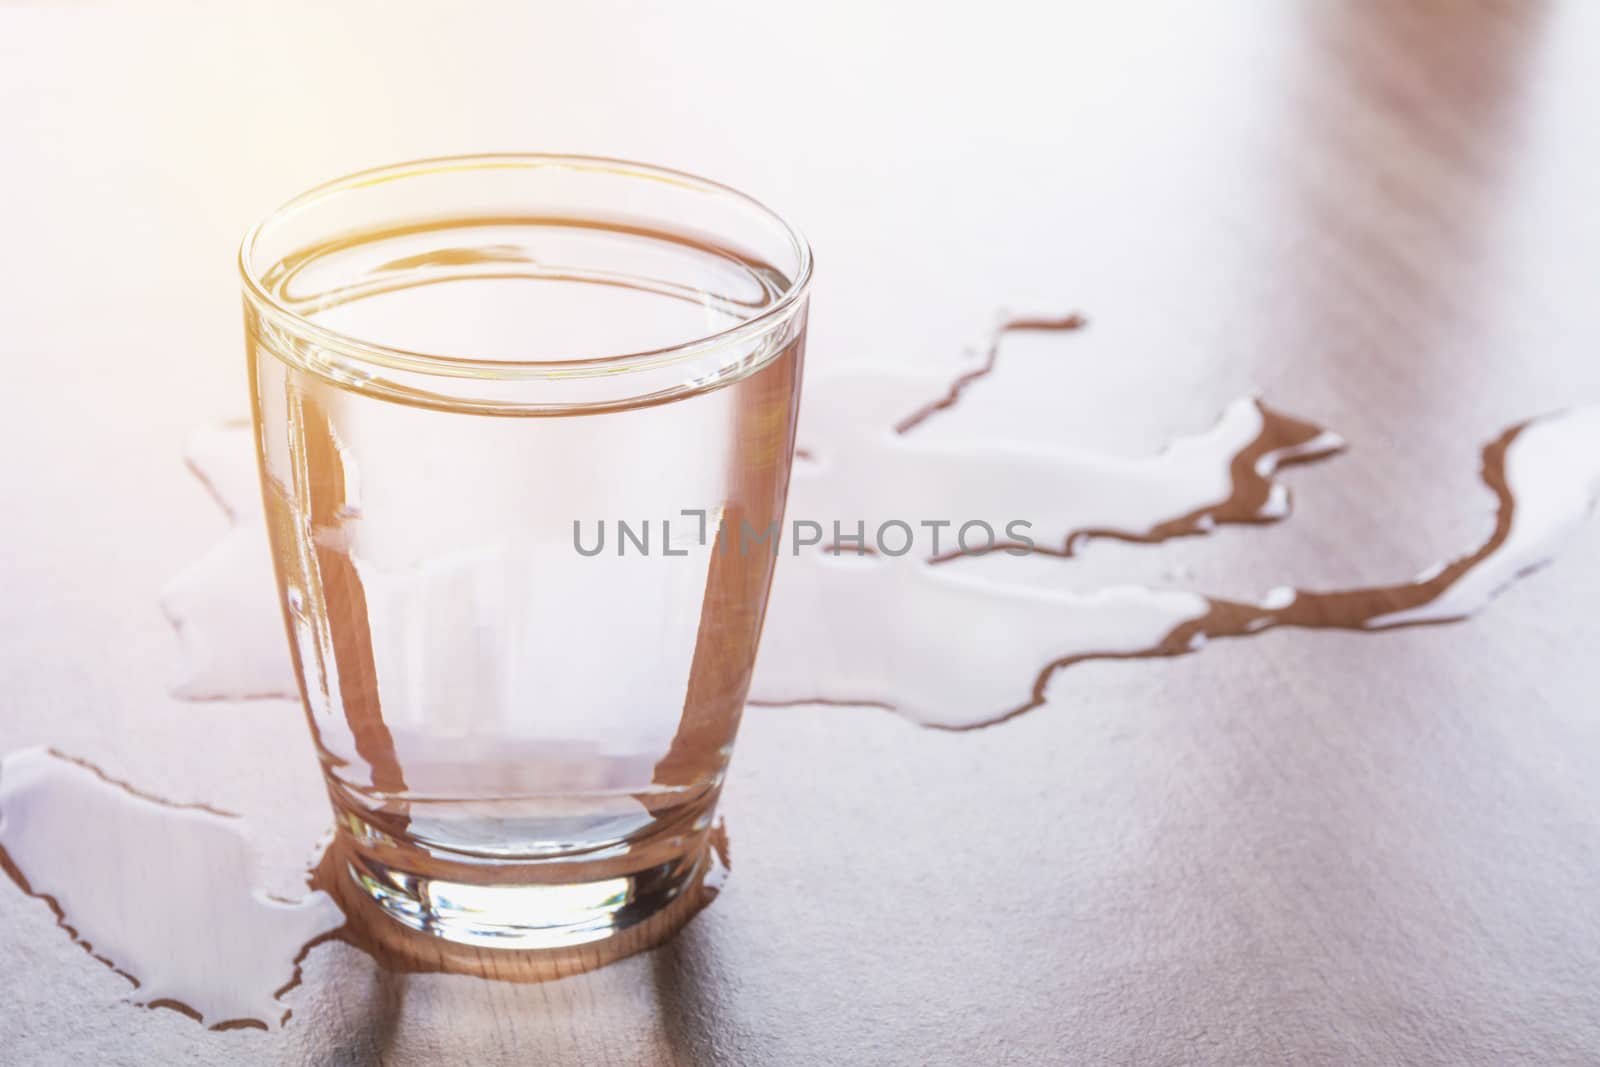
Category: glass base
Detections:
[{"x1": 343, "y1": 844, "x2": 708, "y2": 949}]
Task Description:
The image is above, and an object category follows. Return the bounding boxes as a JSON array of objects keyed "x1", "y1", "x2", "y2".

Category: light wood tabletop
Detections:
[{"x1": 4, "y1": 2, "x2": 1600, "y2": 1063}]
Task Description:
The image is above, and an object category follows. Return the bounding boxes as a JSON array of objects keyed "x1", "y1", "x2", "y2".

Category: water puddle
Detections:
[
  {"x1": 0, "y1": 747, "x2": 343, "y2": 1028},
  {"x1": 161, "y1": 419, "x2": 297, "y2": 701},
  {"x1": 759, "y1": 398, "x2": 1600, "y2": 727}
]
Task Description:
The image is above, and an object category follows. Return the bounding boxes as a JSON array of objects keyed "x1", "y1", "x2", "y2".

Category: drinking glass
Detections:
[{"x1": 238, "y1": 155, "x2": 810, "y2": 947}]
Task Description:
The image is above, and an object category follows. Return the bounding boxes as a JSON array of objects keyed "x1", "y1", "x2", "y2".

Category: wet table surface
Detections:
[{"x1": 5, "y1": 2, "x2": 1600, "y2": 1064}]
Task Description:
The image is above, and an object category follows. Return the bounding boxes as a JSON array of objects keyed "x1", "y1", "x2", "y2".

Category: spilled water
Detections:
[
  {"x1": 751, "y1": 314, "x2": 1600, "y2": 726},
  {"x1": 0, "y1": 747, "x2": 343, "y2": 1028},
  {"x1": 161, "y1": 419, "x2": 296, "y2": 701},
  {"x1": 6, "y1": 310, "x2": 1600, "y2": 1027},
  {"x1": 767, "y1": 401, "x2": 1600, "y2": 729}
]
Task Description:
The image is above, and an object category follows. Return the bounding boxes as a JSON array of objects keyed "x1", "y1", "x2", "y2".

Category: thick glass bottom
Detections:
[
  {"x1": 343, "y1": 843, "x2": 708, "y2": 949},
  {"x1": 323, "y1": 780, "x2": 720, "y2": 951}
]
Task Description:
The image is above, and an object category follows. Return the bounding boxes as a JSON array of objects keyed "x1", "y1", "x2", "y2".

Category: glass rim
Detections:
[{"x1": 237, "y1": 152, "x2": 813, "y2": 381}]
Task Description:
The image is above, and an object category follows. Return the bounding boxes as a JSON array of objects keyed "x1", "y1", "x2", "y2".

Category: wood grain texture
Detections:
[{"x1": 3, "y1": 1, "x2": 1600, "y2": 1064}]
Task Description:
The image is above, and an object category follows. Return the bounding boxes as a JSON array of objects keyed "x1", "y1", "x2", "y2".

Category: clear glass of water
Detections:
[{"x1": 238, "y1": 155, "x2": 810, "y2": 948}]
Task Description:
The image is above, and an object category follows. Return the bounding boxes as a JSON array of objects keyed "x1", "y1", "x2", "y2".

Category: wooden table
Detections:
[{"x1": 4, "y1": 2, "x2": 1599, "y2": 1063}]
